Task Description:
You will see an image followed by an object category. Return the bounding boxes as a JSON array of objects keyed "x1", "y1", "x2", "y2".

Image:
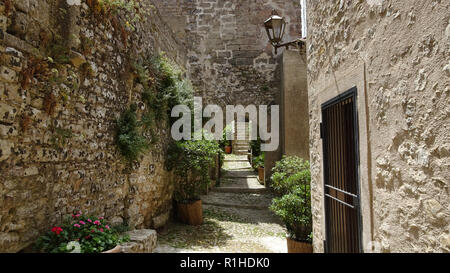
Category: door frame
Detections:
[{"x1": 321, "y1": 87, "x2": 363, "y2": 253}]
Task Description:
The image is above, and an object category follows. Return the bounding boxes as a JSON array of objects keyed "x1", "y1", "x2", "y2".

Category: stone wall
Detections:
[
  {"x1": 0, "y1": 0, "x2": 186, "y2": 252},
  {"x1": 306, "y1": 0, "x2": 449, "y2": 252},
  {"x1": 154, "y1": 0, "x2": 302, "y2": 110},
  {"x1": 281, "y1": 49, "x2": 309, "y2": 160}
]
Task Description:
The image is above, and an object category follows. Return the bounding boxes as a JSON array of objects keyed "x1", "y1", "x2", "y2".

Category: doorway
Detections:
[{"x1": 321, "y1": 87, "x2": 362, "y2": 253}]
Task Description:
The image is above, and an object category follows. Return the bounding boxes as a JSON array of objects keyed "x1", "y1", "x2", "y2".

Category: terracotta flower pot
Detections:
[
  {"x1": 286, "y1": 237, "x2": 313, "y2": 253},
  {"x1": 225, "y1": 146, "x2": 232, "y2": 154},
  {"x1": 177, "y1": 200, "x2": 203, "y2": 226},
  {"x1": 102, "y1": 245, "x2": 122, "y2": 253},
  {"x1": 258, "y1": 167, "x2": 265, "y2": 184}
]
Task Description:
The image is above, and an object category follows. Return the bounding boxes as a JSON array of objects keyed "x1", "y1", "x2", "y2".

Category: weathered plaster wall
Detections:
[
  {"x1": 154, "y1": 0, "x2": 302, "y2": 109},
  {"x1": 281, "y1": 49, "x2": 309, "y2": 160},
  {"x1": 0, "y1": 0, "x2": 185, "y2": 252},
  {"x1": 307, "y1": 0, "x2": 450, "y2": 252}
]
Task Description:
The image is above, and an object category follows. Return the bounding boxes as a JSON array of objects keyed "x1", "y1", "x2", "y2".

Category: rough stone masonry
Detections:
[
  {"x1": 0, "y1": 0, "x2": 186, "y2": 252},
  {"x1": 306, "y1": 0, "x2": 449, "y2": 252},
  {"x1": 154, "y1": 0, "x2": 302, "y2": 111}
]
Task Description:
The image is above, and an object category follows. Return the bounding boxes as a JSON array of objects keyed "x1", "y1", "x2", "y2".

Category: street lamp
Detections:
[{"x1": 264, "y1": 10, "x2": 305, "y2": 54}]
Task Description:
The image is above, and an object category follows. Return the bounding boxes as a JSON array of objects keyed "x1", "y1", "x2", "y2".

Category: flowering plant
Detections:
[{"x1": 34, "y1": 212, "x2": 129, "y2": 253}]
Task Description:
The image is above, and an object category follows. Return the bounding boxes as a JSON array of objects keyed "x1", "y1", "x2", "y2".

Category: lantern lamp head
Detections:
[{"x1": 264, "y1": 10, "x2": 287, "y2": 47}]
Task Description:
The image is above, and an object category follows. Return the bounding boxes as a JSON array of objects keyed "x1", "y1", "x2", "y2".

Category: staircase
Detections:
[
  {"x1": 233, "y1": 122, "x2": 250, "y2": 155},
  {"x1": 202, "y1": 155, "x2": 272, "y2": 210}
]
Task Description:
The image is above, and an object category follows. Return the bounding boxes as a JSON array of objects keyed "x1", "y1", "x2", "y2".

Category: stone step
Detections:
[
  {"x1": 213, "y1": 187, "x2": 268, "y2": 194},
  {"x1": 234, "y1": 142, "x2": 250, "y2": 146},
  {"x1": 221, "y1": 169, "x2": 256, "y2": 177},
  {"x1": 201, "y1": 192, "x2": 273, "y2": 210},
  {"x1": 215, "y1": 177, "x2": 267, "y2": 194},
  {"x1": 119, "y1": 229, "x2": 157, "y2": 253},
  {"x1": 202, "y1": 205, "x2": 283, "y2": 225},
  {"x1": 234, "y1": 143, "x2": 249, "y2": 146},
  {"x1": 234, "y1": 146, "x2": 250, "y2": 149},
  {"x1": 234, "y1": 150, "x2": 250, "y2": 154},
  {"x1": 223, "y1": 158, "x2": 249, "y2": 162}
]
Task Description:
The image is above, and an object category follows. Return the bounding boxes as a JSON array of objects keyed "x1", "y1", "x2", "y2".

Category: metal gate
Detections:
[{"x1": 320, "y1": 87, "x2": 362, "y2": 253}]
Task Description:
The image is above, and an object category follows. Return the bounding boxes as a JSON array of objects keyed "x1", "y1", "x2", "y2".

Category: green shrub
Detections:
[
  {"x1": 252, "y1": 153, "x2": 265, "y2": 170},
  {"x1": 167, "y1": 137, "x2": 223, "y2": 202},
  {"x1": 115, "y1": 104, "x2": 149, "y2": 162},
  {"x1": 250, "y1": 136, "x2": 262, "y2": 156},
  {"x1": 271, "y1": 156, "x2": 310, "y2": 195},
  {"x1": 218, "y1": 124, "x2": 232, "y2": 149},
  {"x1": 270, "y1": 186, "x2": 312, "y2": 242},
  {"x1": 269, "y1": 156, "x2": 312, "y2": 242},
  {"x1": 34, "y1": 212, "x2": 129, "y2": 253},
  {"x1": 136, "y1": 53, "x2": 194, "y2": 125},
  {"x1": 116, "y1": 53, "x2": 195, "y2": 163}
]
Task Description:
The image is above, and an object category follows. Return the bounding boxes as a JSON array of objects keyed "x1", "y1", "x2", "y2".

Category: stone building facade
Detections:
[
  {"x1": 306, "y1": 0, "x2": 449, "y2": 252},
  {"x1": 154, "y1": 0, "x2": 302, "y2": 109},
  {"x1": 0, "y1": 0, "x2": 186, "y2": 252}
]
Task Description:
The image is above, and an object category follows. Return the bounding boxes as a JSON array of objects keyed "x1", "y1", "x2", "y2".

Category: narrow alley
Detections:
[{"x1": 155, "y1": 155, "x2": 286, "y2": 253}]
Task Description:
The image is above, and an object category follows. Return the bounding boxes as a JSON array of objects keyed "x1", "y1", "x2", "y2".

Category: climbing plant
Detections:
[
  {"x1": 86, "y1": 0, "x2": 149, "y2": 47},
  {"x1": 115, "y1": 104, "x2": 149, "y2": 163},
  {"x1": 115, "y1": 53, "x2": 195, "y2": 163}
]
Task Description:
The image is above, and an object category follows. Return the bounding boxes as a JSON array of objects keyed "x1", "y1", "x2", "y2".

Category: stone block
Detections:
[
  {"x1": 9, "y1": 11, "x2": 29, "y2": 37},
  {"x1": 152, "y1": 211, "x2": 170, "y2": 229},
  {"x1": 0, "y1": 124, "x2": 18, "y2": 137},
  {"x1": 0, "y1": 66, "x2": 17, "y2": 83},
  {"x1": 15, "y1": 0, "x2": 30, "y2": 13},
  {"x1": 0, "y1": 102, "x2": 17, "y2": 123},
  {"x1": 0, "y1": 15, "x2": 7, "y2": 32},
  {"x1": 120, "y1": 229, "x2": 157, "y2": 253},
  {"x1": 0, "y1": 139, "x2": 13, "y2": 161}
]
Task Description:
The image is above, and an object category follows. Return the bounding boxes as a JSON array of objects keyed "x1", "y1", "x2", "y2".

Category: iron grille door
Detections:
[{"x1": 321, "y1": 87, "x2": 362, "y2": 253}]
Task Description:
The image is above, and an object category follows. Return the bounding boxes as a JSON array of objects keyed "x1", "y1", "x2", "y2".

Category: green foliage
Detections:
[
  {"x1": 115, "y1": 104, "x2": 149, "y2": 162},
  {"x1": 270, "y1": 186, "x2": 312, "y2": 242},
  {"x1": 252, "y1": 153, "x2": 265, "y2": 170},
  {"x1": 250, "y1": 136, "x2": 262, "y2": 156},
  {"x1": 218, "y1": 124, "x2": 232, "y2": 149},
  {"x1": 167, "y1": 137, "x2": 223, "y2": 202},
  {"x1": 34, "y1": 213, "x2": 129, "y2": 253},
  {"x1": 269, "y1": 156, "x2": 312, "y2": 242},
  {"x1": 270, "y1": 156, "x2": 310, "y2": 195},
  {"x1": 115, "y1": 53, "x2": 196, "y2": 164},
  {"x1": 135, "y1": 53, "x2": 194, "y2": 125},
  {"x1": 48, "y1": 41, "x2": 71, "y2": 65},
  {"x1": 50, "y1": 127, "x2": 73, "y2": 150},
  {"x1": 93, "y1": 0, "x2": 144, "y2": 32}
]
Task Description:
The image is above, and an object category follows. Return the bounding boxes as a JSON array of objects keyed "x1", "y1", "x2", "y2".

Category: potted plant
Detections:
[
  {"x1": 219, "y1": 125, "x2": 233, "y2": 154},
  {"x1": 167, "y1": 138, "x2": 222, "y2": 225},
  {"x1": 270, "y1": 156, "x2": 312, "y2": 253},
  {"x1": 249, "y1": 137, "x2": 262, "y2": 164},
  {"x1": 252, "y1": 153, "x2": 265, "y2": 184},
  {"x1": 34, "y1": 212, "x2": 129, "y2": 253}
]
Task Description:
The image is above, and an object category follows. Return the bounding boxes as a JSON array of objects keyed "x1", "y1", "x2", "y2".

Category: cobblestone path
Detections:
[{"x1": 154, "y1": 155, "x2": 287, "y2": 253}]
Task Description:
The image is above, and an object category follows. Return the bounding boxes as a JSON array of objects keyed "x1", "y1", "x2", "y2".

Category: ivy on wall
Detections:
[{"x1": 115, "y1": 53, "x2": 195, "y2": 163}]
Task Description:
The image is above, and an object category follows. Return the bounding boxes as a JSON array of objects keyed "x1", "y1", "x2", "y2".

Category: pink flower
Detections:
[
  {"x1": 74, "y1": 224, "x2": 81, "y2": 228},
  {"x1": 105, "y1": 225, "x2": 110, "y2": 230},
  {"x1": 87, "y1": 219, "x2": 92, "y2": 223},
  {"x1": 99, "y1": 228, "x2": 104, "y2": 232},
  {"x1": 93, "y1": 220, "x2": 101, "y2": 225},
  {"x1": 99, "y1": 217, "x2": 104, "y2": 220},
  {"x1": 79, "y1": 221, "x2": 86, "y2": 225},
  {"x1": 91, "y1": 229, "x2": 95, "y2": 233}
]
